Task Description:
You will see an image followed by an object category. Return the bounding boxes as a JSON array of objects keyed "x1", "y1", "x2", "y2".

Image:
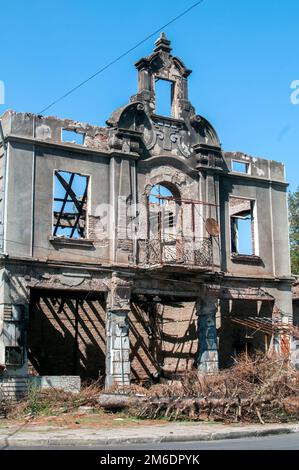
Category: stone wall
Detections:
[
  {"x1": 30, "y1": 375, "x2": 81, "y2": 394},
  {"x1": 0, "y1": 376, "x2": 28, "y2": 400}
]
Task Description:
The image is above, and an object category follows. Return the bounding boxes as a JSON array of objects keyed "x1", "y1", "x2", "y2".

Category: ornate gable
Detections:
[{"x1": 107, "y1": 33, "x2": 225, "y2": 172}]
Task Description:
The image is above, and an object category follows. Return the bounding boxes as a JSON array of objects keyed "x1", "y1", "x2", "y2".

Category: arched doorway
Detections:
[{"x1": 148, "y1": 183, "x2": 182, "y2": 263}]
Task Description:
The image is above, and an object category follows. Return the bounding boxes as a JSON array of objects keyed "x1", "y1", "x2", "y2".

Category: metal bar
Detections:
[
  {"x1": 234, "y1": 319, "x2": 273, "y2": 332},
  {"x1": 158, "y1": 185, "x2": 163, "y2": 264},
  {"x1": 190, "y1": 202, "x2": 196, "y2": 265},
  {"x1": 231, "y1": 317, "x2": 296, "y2": 337},
  {"x1": 153, "y1": 195, "x2": 219, "y2": 207},
  {"x1": 231, "y1": 318, "x2": 273, "y2": 334}
]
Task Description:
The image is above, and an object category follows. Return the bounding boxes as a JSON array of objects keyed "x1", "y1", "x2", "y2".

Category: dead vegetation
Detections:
[
  {"x1": 113, "y1": 354, "x2": 299, "y2": 424},
  {"x1": 1, "y1": 354, "x2": 299, "y2": 424},
  {"x1": 0, "y1": 380, "x2": 103, "y2": 420}
]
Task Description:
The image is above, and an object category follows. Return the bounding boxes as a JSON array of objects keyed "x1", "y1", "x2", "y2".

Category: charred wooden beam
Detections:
[{"x1": 53, "y1": 172, "x2": 75, "y2": 236}]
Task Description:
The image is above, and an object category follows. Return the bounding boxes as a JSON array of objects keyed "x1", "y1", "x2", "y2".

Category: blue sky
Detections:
[{"x1": 0, "y1": 0, "x2": 298, "y2": 191}]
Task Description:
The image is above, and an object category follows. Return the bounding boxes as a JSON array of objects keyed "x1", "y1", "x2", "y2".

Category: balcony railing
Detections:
[{"x1": 137, "y1": 235, "x2": 213, "y2": 267}]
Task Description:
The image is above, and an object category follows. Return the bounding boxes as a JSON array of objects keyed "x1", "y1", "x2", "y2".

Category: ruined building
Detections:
[{"x1": 0, "y1": 34, "x2": 294, "y2": 397}]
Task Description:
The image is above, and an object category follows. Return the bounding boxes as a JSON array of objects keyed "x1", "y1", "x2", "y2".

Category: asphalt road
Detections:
[{"x1": 4, "y1": 433, "x2": 299, "y2": 450}]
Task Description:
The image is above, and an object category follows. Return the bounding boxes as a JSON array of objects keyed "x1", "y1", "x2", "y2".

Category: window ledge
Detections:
[
  {"x1": 49, "y1": 237, "x2": 94, "y2": 248},
  {"x1": 231, "y1": 253, "x2": 263, "y2": 265}
]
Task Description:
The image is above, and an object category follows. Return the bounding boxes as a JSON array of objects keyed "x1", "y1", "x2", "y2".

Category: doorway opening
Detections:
[{"x1": 148, "y1": 183, "x2": 181, "y2": 263}]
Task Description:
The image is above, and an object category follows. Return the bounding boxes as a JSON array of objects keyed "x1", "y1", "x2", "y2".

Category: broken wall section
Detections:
[{"x1": 0, "y1": 111, "x2": 110, "y2": 152}]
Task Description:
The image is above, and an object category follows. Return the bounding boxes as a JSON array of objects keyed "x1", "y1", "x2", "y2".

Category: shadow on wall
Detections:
[
  {"x1": 129, "y1": 296, "x2": 198, "y2": 382},
  {"x1": 28, "y1": 289, "x2": 106, "y2": 381}
]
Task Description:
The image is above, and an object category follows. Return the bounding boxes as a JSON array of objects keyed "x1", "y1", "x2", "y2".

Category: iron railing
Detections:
[{"x1": 138, "y1": 235, "x2": 213, "y2": 267}]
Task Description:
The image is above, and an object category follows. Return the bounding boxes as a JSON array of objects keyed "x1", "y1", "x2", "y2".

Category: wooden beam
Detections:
[{"x1": 53, "y1": 172, "x2": 75, "y2": 236}]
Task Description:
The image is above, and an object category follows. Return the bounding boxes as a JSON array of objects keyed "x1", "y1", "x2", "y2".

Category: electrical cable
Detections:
[{"x1": 38, "y1": 1, "x2": 205, "y2": 114}]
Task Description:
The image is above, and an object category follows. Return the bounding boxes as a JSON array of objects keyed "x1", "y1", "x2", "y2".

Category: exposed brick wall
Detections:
[
  {"x1": 218, "y1": 299, "x2": 273, "y2": 368},
  {"x1": 229, "y1": 197, "x2": 251, "y2": 216},
  {"x1": 29, "y1": 292, "x2": 198, "y2": 384},
  {"x1": 129, "y1": 300, "x2": 197, "y2": 381},
  {"x1": 28, "y1": 290, "x2": 106, "y2": 381},
  {"x1": 129, "y1": 302, "x2": 159, "y2": 381},
  {"x1": 162, "y1": 302, "x2": 198, "y2": 374}
]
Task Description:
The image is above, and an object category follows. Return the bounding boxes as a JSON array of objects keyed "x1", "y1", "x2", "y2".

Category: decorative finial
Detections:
[{"x1": 154, "y1": 32, "x2": 172, "y2": 54}]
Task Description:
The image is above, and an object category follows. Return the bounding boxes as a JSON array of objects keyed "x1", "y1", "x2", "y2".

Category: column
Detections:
[
  {"x1": 0, "y1": 268, "x2": 29, "y2": 399},
  {"x1": 197, "y1": 293, "x2": 219, "y2": 373},
  {"x1": 105, "y1": 272, "x2": 133, "y2": 388},
  {"x1": 272, "y1": 293, "x2": 293, "y2": 356}
]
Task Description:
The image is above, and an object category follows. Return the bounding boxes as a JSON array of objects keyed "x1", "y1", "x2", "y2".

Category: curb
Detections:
[{"x1": 1, "y1": 424, "x2": 299, "y2": 448}]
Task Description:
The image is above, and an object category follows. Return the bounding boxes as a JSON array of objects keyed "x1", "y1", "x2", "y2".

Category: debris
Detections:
[
  {"x1": 97, "y1": 393, "x2": 145, "y2": 411},
  {"x1": 107, "y1": 354, "x2": 299, "y2": 424},
  {"x1": 78, "y1": 406, "x2": 95, "y2": 415}
]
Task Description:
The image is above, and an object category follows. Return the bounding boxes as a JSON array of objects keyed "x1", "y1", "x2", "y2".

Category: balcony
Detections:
[{"x1": 137, "y1": 235, "x2": 213, "y2": 269}]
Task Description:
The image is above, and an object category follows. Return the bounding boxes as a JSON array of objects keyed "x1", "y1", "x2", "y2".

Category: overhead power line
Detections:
[{"x1": 38, "y1": 0, "x2": 205, "y2": 115}]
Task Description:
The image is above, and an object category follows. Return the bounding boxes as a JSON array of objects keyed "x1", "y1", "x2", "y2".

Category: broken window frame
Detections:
[
  {"x1": 61, "y1": 129, "x2": 85, "y2": 145},
  {"x1": 232, "y1": 160, "x2": 250, "y2": 174},
  {"x1": 52, "y1": 170, "x2": 89, "y2": 239},
  {"x1": 229, "y1": 197, "x2": 258, "y2": 257}
]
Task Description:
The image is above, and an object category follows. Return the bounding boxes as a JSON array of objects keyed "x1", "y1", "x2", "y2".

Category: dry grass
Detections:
[
  {"x1": 1, "y1": 380, "x2": 103, "y2": 419},
  {"x1": 123, "y1": 354, "x2": 299, "y2": 424}
]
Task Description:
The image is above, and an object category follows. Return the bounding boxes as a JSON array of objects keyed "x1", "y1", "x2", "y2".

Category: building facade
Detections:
[
  {"x1": 0, "y1": 34, "x2": 294, "y2": 397},
  {"x1": 293, "y1": 281, "x2": 299, "y2": 326}
]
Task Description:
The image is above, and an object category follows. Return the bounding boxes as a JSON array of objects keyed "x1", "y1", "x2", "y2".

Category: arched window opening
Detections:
[
  {"x1": 144, "y1": 182, "x2": 214, "y2": 267},
  {"x1": 148, "y1": 184, "x2": 179, "y2": 241},
  {"x1": 147, "y1": 183, "x2": 183, "y2": 264}
]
